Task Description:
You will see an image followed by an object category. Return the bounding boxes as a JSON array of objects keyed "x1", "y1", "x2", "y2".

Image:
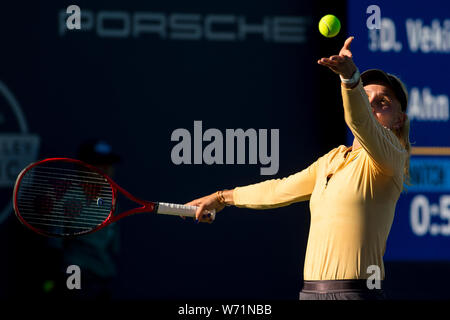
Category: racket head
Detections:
[{"x1": 13, "y1": 158, "x2": 116, "y2": 237}]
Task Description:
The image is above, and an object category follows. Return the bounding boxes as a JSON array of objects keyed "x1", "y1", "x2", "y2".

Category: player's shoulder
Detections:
[
  {"x1": 326, "y1": 145, "x2": 348, "y2": 158},
  {"x1": 317, "y1": 145, "x2": 348, "y2": 164}
]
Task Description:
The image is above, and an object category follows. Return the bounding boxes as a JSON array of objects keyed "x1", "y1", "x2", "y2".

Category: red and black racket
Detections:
[{"x1": 13, "y1": 158, "x2": 215, "y2": 237}]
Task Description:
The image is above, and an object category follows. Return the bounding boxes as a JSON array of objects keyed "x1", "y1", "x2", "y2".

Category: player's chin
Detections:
[{"x1": 374, "y1": 116, "x2": 389, "y2": 127}]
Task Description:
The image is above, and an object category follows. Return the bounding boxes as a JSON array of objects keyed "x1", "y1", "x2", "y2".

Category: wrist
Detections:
[
  {"x1": 340, "y1": 68, "x2": 360, "y2": 85},
  {"x1": 342, "y1": 79, "x2": 360, "y2": 89},
  {"x1": 341, "y1": 68, "x2": 356, "y2": 79},
  {"x1": 216, "y1": 189, "x2": 233, "y2": 206}
]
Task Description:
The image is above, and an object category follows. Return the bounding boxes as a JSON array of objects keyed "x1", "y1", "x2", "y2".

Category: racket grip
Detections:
[{"x1": 156, "y1": 202, "x2": 216, "y2": 222}]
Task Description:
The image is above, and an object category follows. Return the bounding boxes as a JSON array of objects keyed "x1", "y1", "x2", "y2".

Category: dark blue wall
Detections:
[{"x1": 2, "y1": 1, "x2": 447, "y2": 301}]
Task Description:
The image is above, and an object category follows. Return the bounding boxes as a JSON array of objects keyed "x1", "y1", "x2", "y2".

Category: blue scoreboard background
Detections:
[{"x1": 347, "y1": 0, "x2": 450, "y2": 260}]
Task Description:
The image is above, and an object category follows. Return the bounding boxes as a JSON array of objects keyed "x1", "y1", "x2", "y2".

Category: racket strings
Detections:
[
  {"x1": 16, "y1": 163, "x2": 114, "y2": 236},
  {"x1": 28, "y1": 169, "x2": 108, "y2": 184},
  {"x1": 18, "y1": 181, "x2": 112, "y2": 200},
  {"x1": 18, "y1": 200, "x2": 110, "y2": 218},
  {"x1": 19, "y1": 214, "x2": 105, "y2": 227}
]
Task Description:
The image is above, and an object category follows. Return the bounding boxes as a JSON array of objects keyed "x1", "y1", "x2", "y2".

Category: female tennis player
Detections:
[{"x1": 185, "y1": 36, "x2": 411, "y2": 300}]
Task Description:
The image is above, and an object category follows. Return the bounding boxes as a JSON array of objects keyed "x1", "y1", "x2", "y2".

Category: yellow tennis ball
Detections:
[{"x1": 319, "y1": 14, "x2": 341, "y2": 38}]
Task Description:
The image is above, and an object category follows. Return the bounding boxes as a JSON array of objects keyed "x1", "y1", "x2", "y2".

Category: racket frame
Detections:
[{"x1": 13, "y1": 157, "x2": 162, "y2": 237}]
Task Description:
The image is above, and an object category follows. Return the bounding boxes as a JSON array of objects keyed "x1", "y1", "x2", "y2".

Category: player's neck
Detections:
[{"x1": 352, "y1": 139, "x2": 362, "y2": 151}]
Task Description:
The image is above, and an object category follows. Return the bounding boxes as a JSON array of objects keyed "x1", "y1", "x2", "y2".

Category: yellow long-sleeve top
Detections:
[{"x1": 233, "y1": 81, "x2": 408, "y2": 280}]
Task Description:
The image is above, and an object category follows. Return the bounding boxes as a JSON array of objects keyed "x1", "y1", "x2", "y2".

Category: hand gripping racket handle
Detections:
[{"x1": 156, "y1": 202, "x2": 216, "y2": 222}]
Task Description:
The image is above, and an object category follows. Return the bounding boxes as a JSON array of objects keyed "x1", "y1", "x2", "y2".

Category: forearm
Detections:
[
  {"x1": 230, "y1": 165, "x2": 317, "y2": 209},
  {"x1": 341, "y1": 81, "x2": 373, "y2": 126}
]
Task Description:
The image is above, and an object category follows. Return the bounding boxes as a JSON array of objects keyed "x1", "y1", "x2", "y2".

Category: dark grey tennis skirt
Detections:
[{"x1": 299, "y1": 280, "x2": 386, "y2": 300}]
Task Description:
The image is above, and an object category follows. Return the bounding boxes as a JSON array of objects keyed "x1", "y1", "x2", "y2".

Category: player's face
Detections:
[{"x1": 364, "y1": 82, "x2": 404, "y2": 130}]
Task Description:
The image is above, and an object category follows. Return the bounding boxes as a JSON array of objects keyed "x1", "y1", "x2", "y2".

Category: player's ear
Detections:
[
  {"x1": 402, "y1": 112, "x2": 407, "y2": 123},
  {"x1": 400, "y1": 112, "x2": 407, "y2": 126}
]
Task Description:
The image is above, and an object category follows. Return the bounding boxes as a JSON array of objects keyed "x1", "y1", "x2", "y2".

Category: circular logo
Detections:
[{"x1": 0, "y1": 81, "x2": 40, "y2": 223}]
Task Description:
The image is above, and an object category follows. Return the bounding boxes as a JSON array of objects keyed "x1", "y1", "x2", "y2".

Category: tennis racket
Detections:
[{"x1": 13, "y1": 158, "x2": 215, "y2": 237}]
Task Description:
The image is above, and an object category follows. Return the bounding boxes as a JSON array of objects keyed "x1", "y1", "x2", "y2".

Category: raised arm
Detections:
[
  {"x1": 318, "y1": 36, "x2": 407, "y2": 176},
  {"x1": 341, "y1": 82, "x2": 407, "y2": 175}
]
